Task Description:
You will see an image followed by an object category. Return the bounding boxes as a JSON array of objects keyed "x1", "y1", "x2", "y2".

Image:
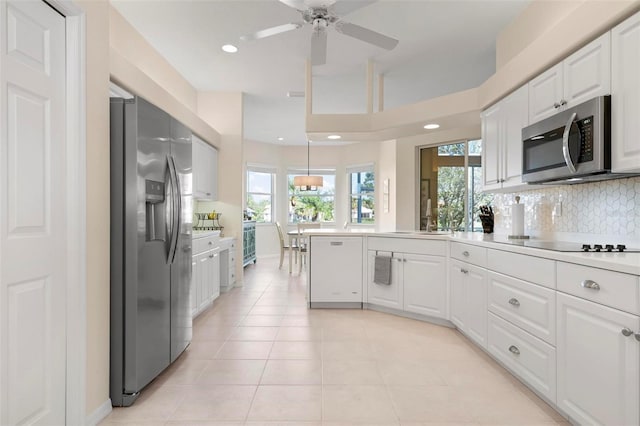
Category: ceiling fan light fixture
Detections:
[
  {"x1": 221, "y1": 44, "x2": 238, "y2": 53},
  {"x1": 423, "y1": 123, "x2": 440, "y2": 130}
]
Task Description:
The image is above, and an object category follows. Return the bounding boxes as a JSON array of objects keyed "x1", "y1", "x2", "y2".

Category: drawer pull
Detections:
[
  {"x1": 508, "y1": 298, "x2": 520, "y2": 307},
  {"x1": 330, "y1": 241, "x2": 343, "y2": 246},
  {"x1": 635, "y1": 333, "x2": 640, "y2": 342},
  {"x1": 621, "y1": 328, "x2": 634, "y2": 337},
  {"x1": 460, "y1": 268, "x2": 469, "y2": 274},
  {"x1": 208, "y1": 241, "x2": 213, "y2": 245},
  {"x1": 508, "y1": 345, "x2": 520, "y2": 355},
  {"x1": 462, "y1": 251, "x2": 470, "y2": 257},
  {"x1": 209, "y1": 254, "x2": 214, "y2": 258},
  {"x1": 581, "y1": 280, "x2": 600, "y2": 290}
]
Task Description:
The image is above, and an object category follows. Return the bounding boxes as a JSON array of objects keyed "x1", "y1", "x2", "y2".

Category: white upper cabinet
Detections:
[
  {"x1": 481, "y1": 85, "x2": 528, "y2": 192},
  {"x1": 529, "y1": 33, "x2": 611, "y2": 124},
  {"x1": 612, "y1": 11, "x2": 640, "y2": 173},
  {"x1": 192, "y1": 134, "x2": 218, "y2": 200}
]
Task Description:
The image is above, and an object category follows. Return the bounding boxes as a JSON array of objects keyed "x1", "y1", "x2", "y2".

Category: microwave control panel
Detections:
[{"x1": 577, "y1": 116, "x2": 594, "y2": 163}]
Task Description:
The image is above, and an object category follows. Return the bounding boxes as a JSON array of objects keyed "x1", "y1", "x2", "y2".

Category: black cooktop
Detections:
[{"x1": 495, "y1": 239, "x2": 640, "y2": 253}]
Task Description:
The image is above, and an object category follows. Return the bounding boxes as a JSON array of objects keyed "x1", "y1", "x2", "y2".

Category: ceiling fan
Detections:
[{"x1": 240, "y1": 0, "x2": 399, "y2": 66}]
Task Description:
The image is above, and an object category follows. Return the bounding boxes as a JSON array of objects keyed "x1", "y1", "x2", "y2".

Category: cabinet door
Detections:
[
  {"x1": 210, "y1": 251, "x2": 220, "y2": 301},
  {"x1": 403, "y1": 253, "x2": 446, "y2": 318},
  {"x1": 563, "y1": 33, "x2": 611, "y2": 109},
  {"x1": 529, "y1": 63, "x2": 563, "y2": 123},
  {"x1": 612, "y1": 12, "x2": 640, "y2": 173},
  {"x1": 309, "y1": 237, "x2": 363, "y2": 303},
  {"x1": 481, "y1": 103, "x2": 502, "y2": 191},
  {"x1": 367, "y1": 251, "x2": 403, "y2": 309},
  {"x1": 449, "y1": 260, "x2": 466, "y2": 330},
  {"x1": 191, "y1": 257, "x2": 198, "y2": 317},
  {"x1": 501, "y1": 85, "x2": 529, "y2": 188},
  {"x1": 198, "y1": 252, "x2": 213, "y2": 310},
  {"x1": 465, "y1": 263, "x2": 488, "y2": 349},
  {"x1": 557, "y1": 293, "x2": 640, "y2": 426}
]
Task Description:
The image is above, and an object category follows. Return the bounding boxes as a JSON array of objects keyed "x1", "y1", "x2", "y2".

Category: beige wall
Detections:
[{"x1": 78, "y1": 0, "x2": 110, "y2": 416}]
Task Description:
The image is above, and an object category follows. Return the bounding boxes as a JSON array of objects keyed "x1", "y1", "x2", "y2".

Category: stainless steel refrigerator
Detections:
[{"x1": 110, "y1": 96, "x2": 193, "y2": 406}]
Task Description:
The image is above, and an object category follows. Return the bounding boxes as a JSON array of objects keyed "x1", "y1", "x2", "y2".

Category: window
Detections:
[
  {"x1": 420, "y1": 140, "x2": 493, "y2": 232},
  {"x1": 348, "y1": 166, "x2": 375, "y2": 224},
  {"x1": 246, "y1": 167, "x2": 275, "y2": 223},
  {"x1": 288, "y1": 170, "x2": 335, "y2": 223}
]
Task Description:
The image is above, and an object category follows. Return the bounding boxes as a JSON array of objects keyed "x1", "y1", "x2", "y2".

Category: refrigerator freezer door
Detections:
[{"x1": 170, "y1": 118, "x2": 193, "y2": 362}]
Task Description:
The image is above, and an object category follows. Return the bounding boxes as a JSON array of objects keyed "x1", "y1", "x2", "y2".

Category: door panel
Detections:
[
  {"x1": 403, "y1": 253, "x2": 446, "y2": 318},
  {"x1": 1, "y1": 1, "x2": 66, "y2": 424}
]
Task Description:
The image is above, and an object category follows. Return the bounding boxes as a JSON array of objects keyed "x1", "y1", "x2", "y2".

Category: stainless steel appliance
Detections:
[
  {"x1": 522, "y1": 96, "x2": 639, "y2": 184},
  {"x1": 110, "y1": 96, "x2": 193, "y2": 406}
]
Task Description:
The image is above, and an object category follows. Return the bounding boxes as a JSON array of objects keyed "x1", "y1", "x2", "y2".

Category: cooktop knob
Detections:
[
  {"x1": 605, "y1": 244, "x2": 614, "y2": 252},
  {"x1": 593, "y1": 244, "x2": 603, "y2": 252},
  {"x1": 582, "y1": 244, "x2": 591, "y2": 252},
  {"x1": 617, "y1": 244, "x2": 626, "y2": 252}
]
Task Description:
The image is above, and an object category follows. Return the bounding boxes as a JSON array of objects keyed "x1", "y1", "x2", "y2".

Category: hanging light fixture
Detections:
[{"x1": 294, "y1": 139, "x2": 323, "y2": 191}]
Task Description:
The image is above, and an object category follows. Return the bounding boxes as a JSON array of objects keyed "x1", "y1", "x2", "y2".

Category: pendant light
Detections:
[{"x1": 293, "y1": 139, "x2": 323, "y2": 191}]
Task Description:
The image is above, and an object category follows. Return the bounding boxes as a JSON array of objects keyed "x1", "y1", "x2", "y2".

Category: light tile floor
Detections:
[{"x1": 101, "y1": 257, "x2": 569, "y2": 426}]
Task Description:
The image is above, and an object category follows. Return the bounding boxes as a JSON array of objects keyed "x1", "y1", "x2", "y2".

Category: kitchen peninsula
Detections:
[{"x1": 306, "y1": 229, "x2": 640, "y2": 426}]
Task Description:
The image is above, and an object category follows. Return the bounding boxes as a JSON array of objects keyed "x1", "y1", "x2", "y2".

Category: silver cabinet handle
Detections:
[
  {"x1": 508, "y1": 345, "x2": 520, "y2": 355},
  {"x1": 206, "y1": 192, "x2": 211, "y2": 196},
  {"x1": 508, "y1": 298, "x2": 520, "y2": 307},
  {"x1": 581, "y1": 280, "x2": 600, "y2": 290},
  {"x1": 209, "y1": 254, "x2": 214, "y2": 258},
  {"x1": 460, "y1": 269, "x2": 469, "y2": 274},
  {"x1": 330, "y1": 241, "x2": 343, "y2": 246},
  {"x1": 560, "y1": 99, "x2": 567, "y2": 106},
  {"x1": 208, "y1": 241, "x2": 213, "y2": 245},
  {"x1": 635, "y1": 333, "x2": 640, "y2": 342},
  {"x1": 554, "y1": 102, "x2": 561, "y2": 109},
  {"x1": 394, "y1": 258, "x2": 403, "y2": 262},
  {"x1": 462, "y1": 251, "x2": 470, "y2": 257},
  {"x1": 621, "y1": 328, "x2": 634, "y2": 337}
]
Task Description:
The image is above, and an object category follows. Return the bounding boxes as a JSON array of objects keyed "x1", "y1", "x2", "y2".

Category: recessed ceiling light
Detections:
[
  {"x1": 277, "y1": 137, "x2": 284, "y2": 141},
  {"x1": 221, "y1": 44, "x2": 238, "y2": 53},
  {"x1": 327, "y1": 135, "x2": 341, "y2": 140},
  {"x1": 423, "y1": 123, "x2": 440, "y2": 130}
]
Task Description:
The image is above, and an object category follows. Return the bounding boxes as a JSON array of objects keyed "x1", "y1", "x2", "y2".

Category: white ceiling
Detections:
[{"x1": 111, "y1": 0, "x2": 529, "y2": 145}]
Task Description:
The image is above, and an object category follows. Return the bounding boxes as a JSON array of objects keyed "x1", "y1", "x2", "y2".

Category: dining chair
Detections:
[
  {"x1": 296, "y1": 222, "x2": 321, "y2": 273},
  {"x1": 275, "y1": 221, "x2": 297, "y2": 269}
]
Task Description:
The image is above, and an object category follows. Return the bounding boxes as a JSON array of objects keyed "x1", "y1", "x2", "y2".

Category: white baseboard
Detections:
[{"x1": 86, "y1": 399, "x2": 112, "y2": 426}]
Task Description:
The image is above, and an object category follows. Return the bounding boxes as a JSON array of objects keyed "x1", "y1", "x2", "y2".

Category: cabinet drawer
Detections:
[
  {"x1": 368, "y1": 237, "x2": 446, "y2": 256},
  {"x1": 557, "y1": 262, "x2": 640, "y2": 315},
  {"x1": 488, "y1": 271, "x2": 556, "y2": 345},
  {"x1": 487, "y1": 249, "x2": 555, "y2": 289},
  {"x1": 193, "y1": 236, "x2": 219, "y2": 255},
  {"x1": 450, "y1": 242, "x2": 486, "y2": 267},
  {"x1": 488, "y1": 313, "x2": 557, "y2": 402}
]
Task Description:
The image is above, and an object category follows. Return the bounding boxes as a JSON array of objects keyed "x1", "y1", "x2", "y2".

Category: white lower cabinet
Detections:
[
  {"x1": 367, "y1": 251, "x2": 404, "y2": 310},
  {"x1": 191, "y1": 234, "x2": 221, "y2": 318},
  {"x1": 488, "y1": 312, "x2": 557, "y2": 402},
  {"x1": 557, "y1": 292, "x2": 640, "y2": 426},
  {"x1": 309, "y1": 236, "x2": 363, "y2": 304},
  {"x1": 450, "y1": 259, "x2": 488, "y2": 348},
  {"x1": 403, "y1": 253, "x2": 447, "y2": 318}
]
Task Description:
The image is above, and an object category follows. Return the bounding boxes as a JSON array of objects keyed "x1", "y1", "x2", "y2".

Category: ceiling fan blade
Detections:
[
  {"x1": 330, "y1": 0, "x2": 377, "y2": 17},
  {"x1": 278, "y1": 0, "x2": 309, "y2": 11},
  {"x1": 311, "y1": 29, "x2": 327, "y2": 66},
  {"x1": 240, "y1": 23, "x2": 303, "y2": 42},
  {"x1": 335, "y1": 21, "x2": 398, "y2": 50}
]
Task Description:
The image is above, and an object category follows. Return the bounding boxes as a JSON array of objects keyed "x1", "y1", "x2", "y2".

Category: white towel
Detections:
[{"x1": 373, "y1": 255, "x2": 392, "y2": 285}]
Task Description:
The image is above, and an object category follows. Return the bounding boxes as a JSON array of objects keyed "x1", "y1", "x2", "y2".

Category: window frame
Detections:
[
  {"x1": 246, "y1": 165, "x2": 276, "y2": 224},
  {"x1": 347, "y1": 164, "x2": 375, "y2": 225},
  {"x1": 287, "y1": 168, "x2": 336, "y2": 224}
]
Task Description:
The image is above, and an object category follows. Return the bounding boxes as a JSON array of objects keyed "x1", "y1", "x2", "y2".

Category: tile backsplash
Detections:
[{"x1": 491, "y1": 176, "x2": 640, "y2": 241}]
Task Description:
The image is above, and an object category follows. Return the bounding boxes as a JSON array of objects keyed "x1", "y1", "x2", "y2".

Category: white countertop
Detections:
[
  {"x1": 192, "y1": 230, "x2": 221, "y2": 239},
  {"x1": 306, "y1": 229, "x2": 640, "y2": 275}
]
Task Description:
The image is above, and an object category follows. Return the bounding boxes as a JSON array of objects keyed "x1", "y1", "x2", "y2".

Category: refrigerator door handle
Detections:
[
  {"x1": 167, "y1": 155, "x2": 179, "y2": 264},
  {"x1": 171, "y1": 154, "x2": 182, "y2": 262}
]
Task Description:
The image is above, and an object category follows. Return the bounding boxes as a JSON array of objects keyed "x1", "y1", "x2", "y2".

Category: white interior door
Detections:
[{"x1": 1, "y1": 1, "x2": 67, "y2": 424}]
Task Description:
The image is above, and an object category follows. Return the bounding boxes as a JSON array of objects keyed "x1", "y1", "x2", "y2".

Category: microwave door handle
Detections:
[{"x1": 562, "y1": 112, "x2": 578, "y2": 174}]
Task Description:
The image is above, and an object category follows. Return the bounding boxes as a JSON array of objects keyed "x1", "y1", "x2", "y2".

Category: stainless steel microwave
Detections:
[{"x1": 521, "y1": 96, "x2": 636, "y2": 184}]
